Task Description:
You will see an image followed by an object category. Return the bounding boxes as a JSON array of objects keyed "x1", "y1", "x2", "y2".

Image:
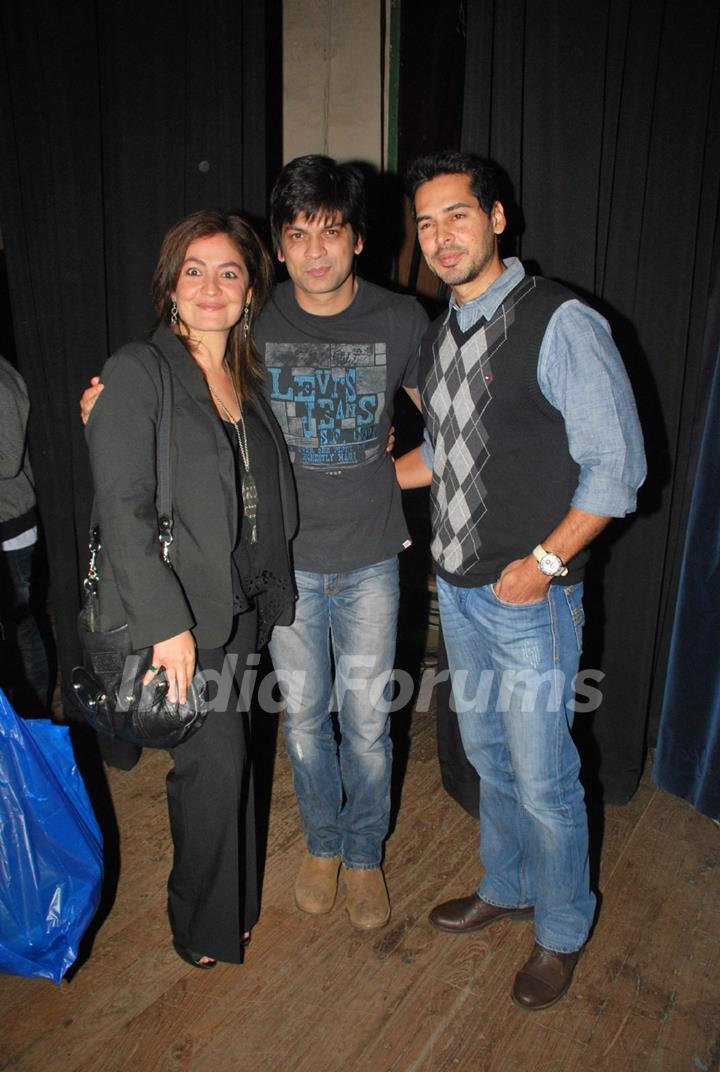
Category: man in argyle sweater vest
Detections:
[{"x1": 397, "y1": 151, "x2": 646, "y2": 1010}]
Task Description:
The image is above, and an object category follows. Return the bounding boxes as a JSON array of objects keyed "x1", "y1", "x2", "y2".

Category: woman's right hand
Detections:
[
  {"x1": 80, "y1": 376, "x2": 104, "y2": 424},
  {"x1": 144, "y1": 630, "x2": 196, "y2": 704}
]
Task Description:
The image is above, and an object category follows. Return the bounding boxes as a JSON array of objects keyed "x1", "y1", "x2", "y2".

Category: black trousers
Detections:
[
  {"x1": 435, "y1": 628, "x2": 480, "y2": 820},
  {"x1": 0, "y1": 541, "x2": 52, "y2": 714},
  {"x1": 165, "y1": 609, "x2": 258, "y2": 962},
  {"x1": 98, "y1": 610, "x2": 259, "y2": 962}
]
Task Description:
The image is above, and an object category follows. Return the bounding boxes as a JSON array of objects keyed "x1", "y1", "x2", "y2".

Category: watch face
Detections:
[{"x1": 539, "y1": 553, "x2": 562, "y2": 576}]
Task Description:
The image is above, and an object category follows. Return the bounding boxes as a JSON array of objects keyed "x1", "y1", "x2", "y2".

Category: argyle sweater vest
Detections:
[{"x1": 420, "y1": 274, "x2": 586, "y2": 587}]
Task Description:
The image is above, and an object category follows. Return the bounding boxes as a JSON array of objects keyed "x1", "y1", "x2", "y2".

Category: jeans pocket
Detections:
[{"x1": 489, "y1": 583, "x2": 547, "y2": 609}]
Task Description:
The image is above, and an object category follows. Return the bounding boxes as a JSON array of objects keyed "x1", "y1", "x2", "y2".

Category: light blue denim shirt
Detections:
[{"x1": 421, "y1": 257, "x2": 646, "y2": 517}]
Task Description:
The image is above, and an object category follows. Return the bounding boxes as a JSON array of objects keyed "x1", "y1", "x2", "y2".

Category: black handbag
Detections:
[{"x1": 71, "y1": 344, "x2": 208, "y2": 750}]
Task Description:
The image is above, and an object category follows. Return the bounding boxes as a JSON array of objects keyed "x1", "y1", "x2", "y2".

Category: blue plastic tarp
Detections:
[{"x1": 0, "y1": 689, "x2": 103, "y2": 983}]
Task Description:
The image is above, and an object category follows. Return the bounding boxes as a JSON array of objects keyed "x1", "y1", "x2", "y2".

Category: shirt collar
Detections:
[{"x1": 446, "y1": 257, "x2": 525, "y2": 326}]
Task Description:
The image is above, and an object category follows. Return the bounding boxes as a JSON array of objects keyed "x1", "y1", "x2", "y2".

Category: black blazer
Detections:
[{"x1": 85, "y1": 324, "x2": 297, "y2": 650}]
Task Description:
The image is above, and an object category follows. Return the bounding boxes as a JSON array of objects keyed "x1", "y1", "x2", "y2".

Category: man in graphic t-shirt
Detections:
[{"x1": 255, "y1": 156, "x2": 428, "y2": 928}]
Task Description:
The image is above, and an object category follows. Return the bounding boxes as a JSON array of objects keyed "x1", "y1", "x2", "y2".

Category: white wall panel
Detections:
[{"x1": 283, "y1": 0, "x2": 385, "y2": 167}]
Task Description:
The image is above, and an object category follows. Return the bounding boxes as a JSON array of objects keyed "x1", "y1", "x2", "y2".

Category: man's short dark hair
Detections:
[
  {"x1": 270, "y1": 155, "x2": 367, "y2": 251},
  {"x1": 405, "y1": 151, "x2": 502, "y2": 217}
]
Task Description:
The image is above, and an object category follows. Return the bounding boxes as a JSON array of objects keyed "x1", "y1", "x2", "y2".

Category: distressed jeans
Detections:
[
  {"x1": 269, "y1": 558, "x2": 399, "y2": 869},
  {"x1": 437, "y1": 577, "x2": 596, "y2": 953}
]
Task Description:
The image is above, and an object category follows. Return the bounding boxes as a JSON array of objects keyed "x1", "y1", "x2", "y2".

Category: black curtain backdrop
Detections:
[
  {"x1": 652, "y1": 341, "x2": 720, "y2": 820},
  {"x1": 460, "y1": 0, "x2": 720, "y2": 803},
  {"x1": 0, "y1": 0, "x2": 281, "y2": 715}
]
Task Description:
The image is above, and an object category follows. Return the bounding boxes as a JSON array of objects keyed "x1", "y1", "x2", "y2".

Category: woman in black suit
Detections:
[{"x1": 85, "y1": 210, "x2": 297, "y2": 968}]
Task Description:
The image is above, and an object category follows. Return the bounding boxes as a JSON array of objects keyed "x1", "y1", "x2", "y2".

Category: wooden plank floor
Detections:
[{"x1": 1, "y1": 700, "x2": 718, "y2": 1072}]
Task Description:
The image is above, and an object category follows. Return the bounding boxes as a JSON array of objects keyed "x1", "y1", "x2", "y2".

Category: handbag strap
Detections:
[
  {"x1": 85, "y1": 341, "x2": 174, "y2": 588},
  {"x1": 147, "y1": 343, "x2": 174, "y2": 562}
]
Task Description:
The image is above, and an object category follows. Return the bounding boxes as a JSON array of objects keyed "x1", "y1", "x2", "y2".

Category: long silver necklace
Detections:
[{"x1": 209, "y1": 382, "x2": 258, "y2": 543}]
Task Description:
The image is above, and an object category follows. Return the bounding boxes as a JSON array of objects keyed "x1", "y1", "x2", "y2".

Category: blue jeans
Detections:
[
  {"x1": 437, "y1": 577, "x2": 595, "y2": 953},
  {"x1": 269, "y1": 558, "x2": 399, "y2": 869}
]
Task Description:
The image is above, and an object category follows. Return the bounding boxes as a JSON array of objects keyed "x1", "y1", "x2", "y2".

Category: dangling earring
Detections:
[
  {"x1": 242, "y1": 303, "x2": 251, "y2": 340},
  {"x1": 170, "y1": 300, "x2": 179, "y2": 326}
]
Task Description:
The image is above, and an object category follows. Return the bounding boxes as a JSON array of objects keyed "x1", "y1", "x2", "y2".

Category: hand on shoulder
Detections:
[{"x1": 80, "y1": 376, "x2": 104, "y2": 424}]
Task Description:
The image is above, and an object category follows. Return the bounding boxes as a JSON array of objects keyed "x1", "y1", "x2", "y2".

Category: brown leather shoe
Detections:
[
  {"x1": 512, "y1": 943, "x2": 582, "y2": 1010},
  {"x1": 294, "y1": 853, "x2": 341, "y2": 915},
  {"x1": 342, "y1": 865, "x2": 390, "y2": 929},
  {"x1": 429, "y1": 893, "x2": 533, "y2": 933}
]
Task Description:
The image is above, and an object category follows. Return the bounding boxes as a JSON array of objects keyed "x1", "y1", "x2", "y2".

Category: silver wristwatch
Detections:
[{"x1": 532, "y1": 544, "x2": 568, "y2": 578}]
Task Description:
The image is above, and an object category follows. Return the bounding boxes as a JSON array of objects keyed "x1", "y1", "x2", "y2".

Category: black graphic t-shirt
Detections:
[{"x1": 255, "y1": 279, "x2": 428, "y2": 572}]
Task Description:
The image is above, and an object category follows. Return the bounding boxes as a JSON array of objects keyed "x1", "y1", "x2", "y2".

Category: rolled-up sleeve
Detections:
[{"x1": 538, "y1": 301, "x2": 646, "y2": 517}]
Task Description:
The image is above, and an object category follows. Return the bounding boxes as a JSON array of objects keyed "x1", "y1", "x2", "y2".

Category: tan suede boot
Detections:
[
  {"x1": 342, "y1": 865, "x2": 390, "y2": 929},
  {"x1": 294, "y1": 853, "x2": 341, "y2": 914}
]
